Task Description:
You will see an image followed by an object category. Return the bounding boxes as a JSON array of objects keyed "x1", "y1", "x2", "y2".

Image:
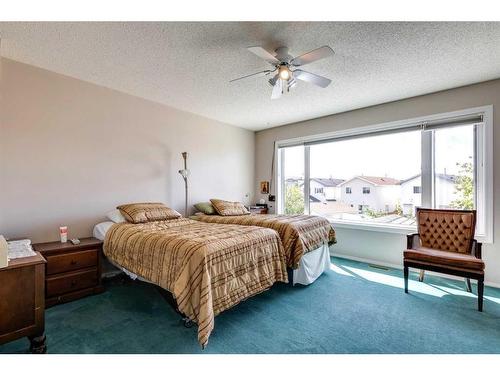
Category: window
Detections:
[
  {"x1": 305, "y1": 130, "x2": 421, "y2": 225},
  {"x1": 279, "y1": 145, "x2": 305, "y2": 215},
  {"x1": 277, "y1": 106, "x2": 493, "y2": 242},
  {"x1": 433, "y1": 125, "x2": 474, "y2": 211}
]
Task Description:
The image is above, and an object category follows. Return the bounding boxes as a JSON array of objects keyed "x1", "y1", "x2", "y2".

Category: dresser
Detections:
[
  {"x1": 0, "y1": 253, "x2": 47, "y2": 353},
  {"x1": 33, "y1": 238, "x2": 104, "y2": 307}
]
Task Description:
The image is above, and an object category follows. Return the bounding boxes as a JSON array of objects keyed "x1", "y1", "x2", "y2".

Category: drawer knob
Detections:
[
  {"x1": 71, "y1": 281, "x2": 77, "y2": 287},
  {"x1": 70, "y1": 260, "x2": 77, "y2": 265}
]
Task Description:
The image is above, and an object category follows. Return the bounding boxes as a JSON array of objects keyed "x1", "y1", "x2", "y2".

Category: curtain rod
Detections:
[{"x1": 278, "y1": 113, "x2": 483, "y2": 148}]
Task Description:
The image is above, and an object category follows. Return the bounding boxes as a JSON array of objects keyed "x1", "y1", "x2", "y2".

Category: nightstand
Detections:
[
  {"x1": 33, "y1": 237, "x2": 104, "y2": 307},
  {"x1": 0, "y1": 252, "x2": 47, "y2": 353},
  {"x1": 248, "y1": 206, "x2": 268, "y2": 214}
]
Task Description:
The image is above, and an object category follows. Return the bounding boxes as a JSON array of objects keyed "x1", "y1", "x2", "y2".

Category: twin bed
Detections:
[
  {"x1": 192, "y1": 212, "x2": 336, "y2": 285},
  {"x1": 94, "y1": 201, "x2": 336, "y2": 348}
]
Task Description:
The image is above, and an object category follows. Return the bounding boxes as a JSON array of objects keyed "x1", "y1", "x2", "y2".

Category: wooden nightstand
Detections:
[
  {"x1": 33, "y1": 238, "x2": 104, "y2": 307},
  {"x1": 248, "y1": 206, "x2": 268, "y2": 214},
  {"x1": 0, "y1": 252, "x2": 47, "y2": 353}
]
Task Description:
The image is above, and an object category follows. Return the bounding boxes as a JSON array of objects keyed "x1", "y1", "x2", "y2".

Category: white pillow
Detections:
[{"x1": 106, "y1": 209, "x2": 127, "y2": 223}]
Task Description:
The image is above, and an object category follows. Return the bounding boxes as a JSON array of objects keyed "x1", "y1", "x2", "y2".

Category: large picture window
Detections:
[{"x1": 277, "y1": 107, "x2": 493, "y2": 242}]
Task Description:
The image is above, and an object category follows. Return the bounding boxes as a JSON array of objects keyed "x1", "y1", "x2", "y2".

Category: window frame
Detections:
[
  {"x1": 362, "y1": 187, "x2": 371, "y2": 194},
  {"x1": 345, "y1": 187, "x2": 352, "y2": 194},
  {"x1": 275, "y1": 105, "x2": 493, "y2": 243}
]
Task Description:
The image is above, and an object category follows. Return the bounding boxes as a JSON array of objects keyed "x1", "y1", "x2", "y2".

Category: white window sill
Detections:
[
  {"x1": 328, "y1": 219, "x2": 416, "y2": 235},
  {"x1": 328, "y1": 219, "x2": 492, "y2": 243}
]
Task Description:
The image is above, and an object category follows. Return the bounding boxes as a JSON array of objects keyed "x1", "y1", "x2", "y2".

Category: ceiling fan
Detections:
[{"x1": 230, "y1": 45, "x2": 334, "y2": 99}]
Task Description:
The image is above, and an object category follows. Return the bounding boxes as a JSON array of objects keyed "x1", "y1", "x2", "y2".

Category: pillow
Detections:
[
  {"x1": 106, "y1": 209, "x2": 127, "y2": 223},
  {"x1": 194, "y1": 202, "x2": 216, "y2": 215},
  {"x1": 117, "y1": 202, "x2": 182, "y2": 223},
  {"x1": 210, "y1": 199, "x2": 250, "y2": 216}
]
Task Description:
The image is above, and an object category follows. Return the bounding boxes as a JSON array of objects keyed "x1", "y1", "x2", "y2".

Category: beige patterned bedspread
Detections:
[
  {"x1": 193, "y1": 214, "x2": 336, "y2": 269},
  {"x1": 103, "y1": 218, "x2": 288, "y2": 348}
]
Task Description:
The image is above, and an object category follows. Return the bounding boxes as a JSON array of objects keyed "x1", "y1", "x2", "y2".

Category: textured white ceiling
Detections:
[{"x1": 1, "y1": 22, "x2": 500, "y2": 131}]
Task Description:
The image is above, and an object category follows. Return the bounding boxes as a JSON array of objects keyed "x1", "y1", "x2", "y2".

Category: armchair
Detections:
[{"x1": 403, "y1": 208, "x2": 485, "y2": 311}]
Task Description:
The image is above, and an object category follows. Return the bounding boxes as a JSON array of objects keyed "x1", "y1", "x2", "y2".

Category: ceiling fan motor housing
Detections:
[{"x1": 275, "y1": 47, "x2": 293, "y2": 62}]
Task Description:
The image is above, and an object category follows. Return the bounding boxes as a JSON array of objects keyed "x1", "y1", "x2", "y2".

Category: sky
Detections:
[{"x1": 283, "y1": 125, "x2": 474, "y2": 181}]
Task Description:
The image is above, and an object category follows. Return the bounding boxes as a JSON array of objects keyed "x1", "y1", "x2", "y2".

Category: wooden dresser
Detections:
[
  {"x1": 33, "y1": 238, "x2": 104, "y2": 307},
  {"x1": 0, "y1": 253, "x2": 47, "y2": 353}
]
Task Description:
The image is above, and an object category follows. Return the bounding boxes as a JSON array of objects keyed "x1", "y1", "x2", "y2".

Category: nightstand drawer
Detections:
[
  {"x1": 46, "y1": 248, "x2": 98, "y2": 275},
  {"x1": 46, "y1": 268, "x2": 98, "y2": 297}
]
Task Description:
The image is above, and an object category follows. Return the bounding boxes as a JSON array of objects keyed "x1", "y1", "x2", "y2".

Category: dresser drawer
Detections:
[
  {"x1": 46, "y1": 268, "x2": 98, "y2": 297},
  {"x1": 46, "y1": 248, "x2": 98, "y2": 275}
]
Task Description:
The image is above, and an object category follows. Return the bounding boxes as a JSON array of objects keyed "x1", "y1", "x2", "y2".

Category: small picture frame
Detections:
[{"x1": 260, "y1": 181, "x2": 269, "y2": 195}]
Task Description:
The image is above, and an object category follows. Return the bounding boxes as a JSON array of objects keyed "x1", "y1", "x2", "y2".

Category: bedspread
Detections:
[
  {"x1": 194, "y1": 214, "x2": 336, "y2": 269},
  {"x1": 103, "y1": 218, "x2": 288, "y2": 347}
]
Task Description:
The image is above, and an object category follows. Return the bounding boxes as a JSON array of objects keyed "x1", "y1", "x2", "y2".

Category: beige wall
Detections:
[
  {"x1": 0, "y1": 59, "x2": 255, "y2": 242},
  {"x1": 255, "y1": 79, "x2": 500, "y2": 286}
]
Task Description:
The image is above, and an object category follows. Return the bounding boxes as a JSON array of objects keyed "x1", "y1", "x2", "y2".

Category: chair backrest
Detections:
[{"x1": 416, "y1": 208, "x2": 476, "y2": 254}]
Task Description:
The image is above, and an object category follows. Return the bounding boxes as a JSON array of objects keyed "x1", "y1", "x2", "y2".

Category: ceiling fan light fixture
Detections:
[
  {"x1": 268, "y1": 75, "x2": 278, "y2": 87},
  {"x1": 278, "y1": 65, "x2": 291, "y2": 81}
]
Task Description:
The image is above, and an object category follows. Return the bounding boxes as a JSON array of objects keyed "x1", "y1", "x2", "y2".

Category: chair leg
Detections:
[
  {"x1": 478, "y1": 279, "x2": 484, "y2": 312},
  {"x1": 465, "y1": 278, "x2": 472, "y2": 293},
  {"x1": 418, "y1": 269, "x2": 425, "y2": 282},
  {"x1": 404, "y1": 266, "x2": 409, "y2": 293}
]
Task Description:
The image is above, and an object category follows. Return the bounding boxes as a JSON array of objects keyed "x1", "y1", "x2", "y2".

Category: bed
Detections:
[
  {"x1": 192, "y1": 213, "x2": 336, "y2": 285},
  {"x1": 96, "y1": 218, "x2": 288, "y2": 348}
]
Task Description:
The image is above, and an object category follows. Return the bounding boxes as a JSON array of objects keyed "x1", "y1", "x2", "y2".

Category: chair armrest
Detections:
[
  {"x1": 472, "y1": 240, "x2": 482, "y2": 259},
  {"x1": 407, "y1": 233, "x2": 419, "y2": 249}
]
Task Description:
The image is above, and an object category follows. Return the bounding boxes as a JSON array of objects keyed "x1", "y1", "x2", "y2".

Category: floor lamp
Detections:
[{"x1": 178, "y1": 152, "x2": 190, "y2": 217}]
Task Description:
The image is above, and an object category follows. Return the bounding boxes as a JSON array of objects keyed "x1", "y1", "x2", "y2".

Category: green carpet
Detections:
[{"x1": 1, "y1": 257, "x2": 500, "y2": 354}]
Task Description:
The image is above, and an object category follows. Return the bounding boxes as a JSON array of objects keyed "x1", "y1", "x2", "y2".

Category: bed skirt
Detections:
[{"x1": 292, "y1": 244, "x2": 331, "y2": 285}]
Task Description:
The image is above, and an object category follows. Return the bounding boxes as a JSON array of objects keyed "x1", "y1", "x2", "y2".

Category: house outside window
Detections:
[
  {"x1": 413, "y1": 186, "x2": 421, "y2": 194},
  {"x1": 362, "y1": 187, "x2": 370, "y2": 194},
  {"x1": 345, "y1": 187, "x2": 352, "y2": 194},
  {"x1": 314, "y1": 187, "x2": 324, "y2": 194}
]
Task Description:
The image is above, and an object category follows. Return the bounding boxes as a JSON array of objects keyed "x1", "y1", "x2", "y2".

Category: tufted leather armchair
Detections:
[{"x1": 403, "y1": 208, "x2": 485, "y2": 311}]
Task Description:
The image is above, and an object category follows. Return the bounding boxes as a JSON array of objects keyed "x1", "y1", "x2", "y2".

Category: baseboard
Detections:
[{"x1": 331, "y1": 252, "x2": 500, "y2": 289}]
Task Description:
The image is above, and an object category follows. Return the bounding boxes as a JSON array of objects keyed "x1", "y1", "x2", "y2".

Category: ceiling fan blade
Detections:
[
  {"x1": 271, "y1": 79, "x2": 283, "y2": 100},
  {"x1": 230, "y1": 70, "x2": 272, "y2": 83},
  {"x1": 294, "y1": 70, "x2": 332, "y2": 88},
  {"x1": 290, "y1": 46, "x2": 334, "y2": 67},
  {"x1": 247, "y1": 46, "x2": 280, "y2": 65}
]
